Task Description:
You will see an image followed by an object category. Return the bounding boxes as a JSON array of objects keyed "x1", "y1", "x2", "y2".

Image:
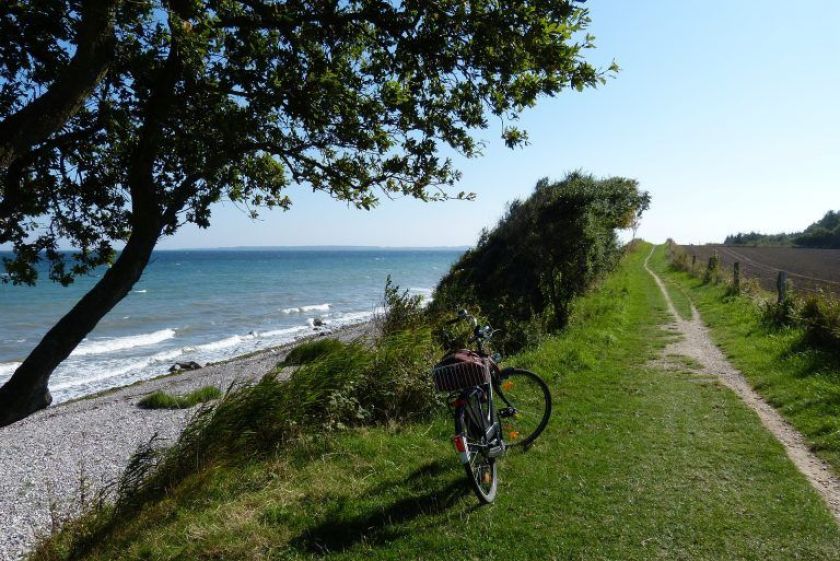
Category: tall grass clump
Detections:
[
  {"x1": 136, "y1": 386, "x2": 222, "y2": 409},
  {"x1": 800, "y1": 293, "x2": 840, "y2": 348},
  {"x1": 281, "y1": 338, "x2": 347, "y2": 366},
  {"x1": 431, "y1": 172, "x2": 650, "y2": 353}
]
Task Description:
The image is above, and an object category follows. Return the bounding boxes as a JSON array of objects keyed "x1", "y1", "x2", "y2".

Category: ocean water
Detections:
[{"x1": 0, "y1": 249, "x2": 461, "y2": 403}]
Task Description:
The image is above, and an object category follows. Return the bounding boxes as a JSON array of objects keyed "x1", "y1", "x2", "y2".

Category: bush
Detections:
[
  {"x1": 761, "y1": 296, "x2": 799, "y2": 327},
  {"x1": 137, "y1": 386, "x2": 222, "y2": 410},
  {"x1": 282, "y1": 338, "x2": 347, "y2": 366},
  {"x1": 378, "y1": 275, "x2": 427, "y2": 337},
  {"x1": 800, "y1": 293, "x2": 840, "y2": 347},
  {"x1": 666, "y1": 241, "x2": 695, "y2": 274},
  {"x1": 431, "y1": 172, "x2": 650, "y2": 353}
]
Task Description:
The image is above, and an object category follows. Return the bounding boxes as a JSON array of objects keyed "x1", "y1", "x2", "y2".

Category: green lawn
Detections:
[
  {"x1": 649, "y1": 244, "x2": 840, "y2": 472},
  {"x1": 35, "y1": 243, "x2": 840, "y2": 561}
]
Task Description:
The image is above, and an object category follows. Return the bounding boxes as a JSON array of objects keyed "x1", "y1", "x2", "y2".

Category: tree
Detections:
[{"x1": 0, "y1": 0, "x2": 611, "y2": 426}]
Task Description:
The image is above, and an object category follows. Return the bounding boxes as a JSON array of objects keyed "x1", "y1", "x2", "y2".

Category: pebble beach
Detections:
[{"x1": 0, "y1": 322, "x2": 371, "y2": 561}]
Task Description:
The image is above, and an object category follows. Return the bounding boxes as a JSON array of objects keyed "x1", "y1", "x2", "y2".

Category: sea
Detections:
[{"x1": 0, "y1": 249, "x2": 461, "y2": 403}]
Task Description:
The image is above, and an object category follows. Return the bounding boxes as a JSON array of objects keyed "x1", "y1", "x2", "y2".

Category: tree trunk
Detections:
[
  {"x1": 0, "y1": 10, "x2": 183, "y2": 427},
  {"x1": 0, "y1": 222, "x2": 161, "y2": 427}
]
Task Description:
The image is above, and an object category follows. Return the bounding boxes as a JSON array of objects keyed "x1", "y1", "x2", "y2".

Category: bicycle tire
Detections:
[
  {"x1": 494, "y1": 368, "x2": 552, "y2": 449},
  {"x1": 458, "y1": 392, "x2": 499, "y2": 503}
]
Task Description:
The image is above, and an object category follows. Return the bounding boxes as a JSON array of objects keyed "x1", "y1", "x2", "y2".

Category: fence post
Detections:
[
  {"x1": 733, "y1": 262, "x2": 740, "y2": 292},
  {"x1": 692, "y1": 255, "x2": 696, "y2": 268},
  {"x1": 777, "y1": 271, "x2": 787, "y2": 304}
]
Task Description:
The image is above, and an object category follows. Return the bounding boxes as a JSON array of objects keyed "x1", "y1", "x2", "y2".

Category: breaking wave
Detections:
[{"x1": 71, "y1": 329, "x2": 176, "y2": 357}]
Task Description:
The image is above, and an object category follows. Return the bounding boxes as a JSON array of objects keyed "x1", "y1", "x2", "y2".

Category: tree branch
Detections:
[{"x1": 0, "y1": 0, "x2": 119, "y2": 170}]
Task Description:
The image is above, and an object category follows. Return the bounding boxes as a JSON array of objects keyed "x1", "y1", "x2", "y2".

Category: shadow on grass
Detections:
[
  {"x1": 290, "y1": 460, "x2": 470, "y2": 554},
  {"x1": 775, "y1": 336, "x2": 840, "y2": 380}
]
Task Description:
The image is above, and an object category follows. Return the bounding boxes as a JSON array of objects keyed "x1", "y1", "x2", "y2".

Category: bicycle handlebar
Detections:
[{"x1": 452, "y1": 309, "x2": 495, "y2": 341}]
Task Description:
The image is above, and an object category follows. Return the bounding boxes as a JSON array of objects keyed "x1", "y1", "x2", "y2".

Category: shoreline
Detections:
[
  {"x1": 60, "y1": 319, "x2": 373, "y2": 408},
  {"x1": 0, "y1": 320, "x2": 372, "y2": 561}
]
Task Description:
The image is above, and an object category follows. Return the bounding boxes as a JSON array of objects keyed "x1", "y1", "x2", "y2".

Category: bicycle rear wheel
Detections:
[
  {"x1": 494, "y1": 368, "x2": 552, "y2": 449},
  {"x1": 459, "y1": 391, "x2": 499, "y2": 503}
]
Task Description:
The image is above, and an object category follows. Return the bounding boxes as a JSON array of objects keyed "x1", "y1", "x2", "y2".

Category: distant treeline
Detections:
[{"x1": 725, "y1": 210, "x2": 840, "y2": 249}]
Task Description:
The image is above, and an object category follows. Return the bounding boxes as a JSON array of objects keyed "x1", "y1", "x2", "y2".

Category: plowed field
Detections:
[{"x1": 680, "y1": 245, "x2": 840, "y2": 296}]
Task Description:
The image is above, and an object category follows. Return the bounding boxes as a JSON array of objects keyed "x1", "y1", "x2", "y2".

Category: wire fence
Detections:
[{"x1": 681, "y1": 245, "x2": 840, "y2": 298}]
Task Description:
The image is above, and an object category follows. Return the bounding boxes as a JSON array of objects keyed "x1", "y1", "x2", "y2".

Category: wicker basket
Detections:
[{"x1": 432, "y1": 360, "x2": 490, "y2": 392}]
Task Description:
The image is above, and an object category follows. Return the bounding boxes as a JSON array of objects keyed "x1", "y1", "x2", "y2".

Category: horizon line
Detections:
[{"x1": 0, "y1": 244, "x2": 472, "y2": 253}]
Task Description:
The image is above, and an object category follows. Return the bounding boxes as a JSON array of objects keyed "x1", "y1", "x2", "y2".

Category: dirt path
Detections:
[{"x1": 644, "y1": 248, "x2": 840, "y2": 524}]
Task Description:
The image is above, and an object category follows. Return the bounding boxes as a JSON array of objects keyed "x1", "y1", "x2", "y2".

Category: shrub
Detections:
[
  {"x1": 761, "y1": 296, "x2": 799, "y2": 327},
  {"x1": 800, "y1": 293, "x2": 840, "y2": 347},
  {"x1": 378, "y1": 275, "x2": 428, "y2": 336},
  {"x1": 282, "y1": 338, "x2": 347, "y2": 366},
  {"x1": 431, "y1": 172, "x2": 650, "y2": 352},
  {"x1": 667, "y1": 241, "x2": 695, "y2": 274},
  {"x1": 137, "y1": 386, "x2": 222, "y2": 410}
]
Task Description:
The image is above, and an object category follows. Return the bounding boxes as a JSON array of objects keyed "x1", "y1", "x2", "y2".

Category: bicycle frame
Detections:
[{"x1": 452, "y1": 363, "x2": 504, "y2": 464}]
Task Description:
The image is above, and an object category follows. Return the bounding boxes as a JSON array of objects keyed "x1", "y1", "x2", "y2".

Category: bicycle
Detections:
[{"x1": 432, "y1": 309, "x2": 552, "y2": 503}]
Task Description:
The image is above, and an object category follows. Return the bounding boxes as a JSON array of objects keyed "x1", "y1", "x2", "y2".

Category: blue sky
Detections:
[{"x1": 63, "y1": 2, "x2": 840, "y2": 248}]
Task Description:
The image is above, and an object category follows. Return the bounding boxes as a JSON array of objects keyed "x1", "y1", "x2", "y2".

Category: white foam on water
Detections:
[
  {"x1": 45, "y1": 309, "x2": 378, "y2": 403},
  {"x1": 0, "y1": 361, "x2": 22, "y2": 381},
  {"x1": 281, "y1": 303, "x2": 330, "y2": 314},
  {"x1": 195, "y1": 335, "x2": 245, "y2": 352},
  {"x1": 51, "y1": 348, "x2": 185, "y2": 392},
  {"x1": 332, "y1": 310, "x2": 377, "y2": 326},
  {"x1": 71, "y1": 328, "x2": 176, "y2": 357},
  {"x1": 409, "y1": 287, "x2": 434, "y2": 296},
  {"x1": 133, "y1": 289, "x2": 148, "y2": 294},
  {"x1": 261, "y1": 325, "x2": 312, "y2": 339},
  {"x1": 407, "y1": 287, "x2": 434, "y2": 308}
]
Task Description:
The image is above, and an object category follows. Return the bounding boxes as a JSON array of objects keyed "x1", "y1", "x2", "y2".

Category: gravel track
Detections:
[
  {"x1": 0, "y1": 323, "x2": 370, "y2": 561},
  {"x1": 645, "y1": 249, "x2": 840, "y2": 524}
]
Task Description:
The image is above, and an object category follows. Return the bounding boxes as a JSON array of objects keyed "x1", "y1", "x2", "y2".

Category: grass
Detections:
[
  {"x1": 281, "y1": 338, "x2": 349, "y2": 366},
  {"x1": 650, "y1": 244, "x2": 840, "y2": 472},
  {"x1": 33, "y1": 243, "x2": 840, "y2": 560},
  {"x1": 651, "y1": 262, "x2": 693, "y2": 320},
  {"x1": 137, "y1": 386, "x2": 222, "y2": 410}
]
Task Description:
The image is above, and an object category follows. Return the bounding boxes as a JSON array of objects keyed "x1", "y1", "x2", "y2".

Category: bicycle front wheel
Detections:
[{"x1": 494, "y1": 368, "x2": 552, "y2": 449}]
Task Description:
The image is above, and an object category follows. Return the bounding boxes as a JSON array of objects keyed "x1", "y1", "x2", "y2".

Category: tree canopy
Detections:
[
  {"x1": 0, "y1": 0, "x2": 612, "y2": 425},
  {"x1": 1, "y1": 0, "x2": 611, "y2": 285}
]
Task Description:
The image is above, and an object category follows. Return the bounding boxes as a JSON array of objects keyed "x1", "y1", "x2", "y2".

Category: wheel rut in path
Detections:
[{"x1": 644, "y1": 248, "x2": 840, "y2": 524}]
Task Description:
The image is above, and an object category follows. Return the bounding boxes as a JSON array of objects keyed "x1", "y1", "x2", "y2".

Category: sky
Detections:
[{"x1": 22, "y1": 1, "x2": 840, "y2": 249}]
